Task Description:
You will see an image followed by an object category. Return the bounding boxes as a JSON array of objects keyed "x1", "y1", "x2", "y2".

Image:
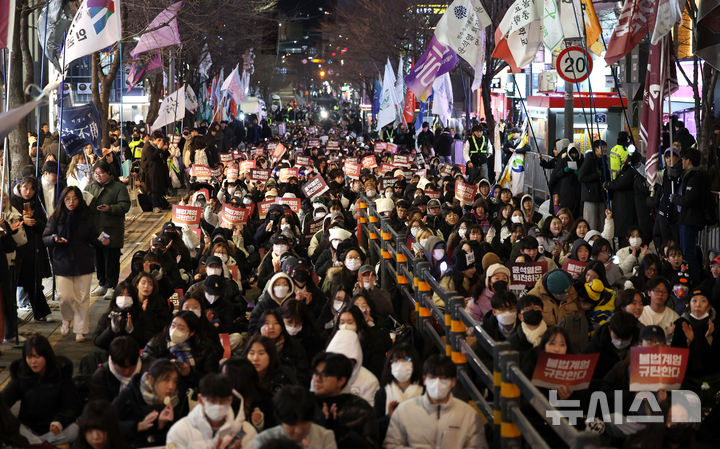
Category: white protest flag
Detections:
[
  {"x1": 543, "y1": 0, "x2": 564, "y2": 52},
  {"x1": 559, "y1": 0, "x2": 583, "y2": 39},
  {"x1": 221, "y1": 64, "x2": 245, "y2": 104},
  {"x1": 198, "y1": 43, "x2": 212, "y2": 79},
  {"x1": 152, "y1": 85, "x2": 186, "y2": 131},
  {"x1": 431, "y1": 72, "x2": 453, "y2": 125},
  {"x1": 651, "y1": 0, "x2": 682, "y2": 44},
  {"x1": 377, "y1": 59, "x2": 400, "y2": 129},
  {"x1": 471, "y1": 28, "x2": 486, "y2": 90},
  {"x1": 60, "y1": 0, "x2": 122, "y2": 72},
  {"x1": 435, "y1": 0, "x2": 491, "y2": 67},
  {"x1": 185, "y1": 84, "x2": 198, "y2": 112},
  {"x1": 491, "y1": 0, "x2": 542, "y2": 73},
  {"x1": 395, "y1": 57, "x2": 405, "y2": 115}
]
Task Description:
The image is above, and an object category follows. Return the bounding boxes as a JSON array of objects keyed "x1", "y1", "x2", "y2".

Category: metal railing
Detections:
[{"x1": 356, "y1": 196, "x2": 602, "y2": 449}]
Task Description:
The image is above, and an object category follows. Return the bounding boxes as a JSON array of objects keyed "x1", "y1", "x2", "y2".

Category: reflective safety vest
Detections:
[
  {"x1": 383, "y1": 129, "x2": 394, "y2": 143},
  {"x1": 129, "y1": 138, "x2": 143, "y2": 159},
  {"x1": 609, "y1": 144, "x2": 628, "y2": 180},
  {"x1": 468, "y1": 135, "x2": 488, "y2": 155}
]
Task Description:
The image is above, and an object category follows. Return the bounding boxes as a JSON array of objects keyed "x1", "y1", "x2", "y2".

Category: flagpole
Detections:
[
  {"x1": 119, "y1": 41, "x2": 124, "y2": 168},
  {"x1": 57, "y1": 32, "x2": 67, "y2": 205},
  {"x1": 510, "y1": 73, "x2": 542, "y2": 154},
  {"x1": 35, "y1": 0, "x2": 50, "y2": 178}
]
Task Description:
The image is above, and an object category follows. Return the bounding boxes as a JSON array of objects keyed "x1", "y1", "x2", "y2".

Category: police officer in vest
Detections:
[
  {"x1": 128, "y1": 127, "x2": 145, "y2": 161},
  {"x1": 609, "y1": 131, "x2": 631, "y2": 180},
  {"x1": 463, "y1": 125, "x2": 493, "y2": 184},
  {"x1": 381, "y1": 123, "x2": 397, "y2": 143}
]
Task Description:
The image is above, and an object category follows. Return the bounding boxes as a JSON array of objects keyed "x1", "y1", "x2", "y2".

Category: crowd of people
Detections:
[{"x1": 0, "y1": 109, "x2": 719, "y2": 449}]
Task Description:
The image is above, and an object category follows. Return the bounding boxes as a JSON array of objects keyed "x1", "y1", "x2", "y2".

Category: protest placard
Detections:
[
  {"x1": 301, "y1": 175, "x2": 329, "y2": 199},
  {"x1": 425, "y1": 190, "x2": 441, "y2": 200},
  {"x1": 374, "y1": 142, "x2": 387, "y2": 152},
  {"x1": 387, "y1": 143, "x2": 398, "y2": 153},
  {"x1": 303, "y1": 217, "x2": 325, "y2": 240},
  {"x1": 239, "y1": 160, "x2": 256, "y2": 172},
  {"x1": 629, "y1": 346, "x2": 689, "y2": 391},
  {"x1": 191, "y1": 164, "x2": 212, "y2": 181},
  {"x1": 250, "y1": 169, "x2": 270, "y2": 182},
  {"x1": 226, "y1": 166, "x2": 239, "y2": 182},
  {"x1": 379, "y1": 163, "x2": 396, "y2": 175},
  {"x1": 296, "y1": 155, "x2": 312, "y2": 167},
  {"x1": 272, "y1": 143, "x2": 287, "y2": 160},
  {"x1": 258, "y1": 200, "x2": 275, "y2": 219},
  {"x1": 345, "y1": 161, "x2": 361, "y2": 179},
  {"x1": 221, "y1": 204, "x2": 250, "y2": 225},
  {"x1": 219, "y1": 153, "x2": 233, "y2": 163},
  {"x1": 562, "y1": 259, "x2": 588, "y2": 278},
  {"x1": 532, "y1": 352, "x2": 599, "y2": 391},
  {"x1": 509, "y1": 261, "x2": 548, "y2": 290},
  {"x1": 172, "y1": 205, "x2": 202, "y2": 228},
  {"x1": 275, "y1": 196, "x2": 302, "y2": 214},
  {"x1": 362, "y1": 155, "x2": 378, "y2": 169},
  {"x1": 393, "y1": 155, "x2": 410, "y2": 167},
  {"x1": 454, "y1": 180, "x2": 477, "y2": 203},
  {"x1": 251, "y1": 147, "x2": 264, "y2": 156},
  {"x1": 279, "y1": 167, "x2": 299, "y2": 183}
]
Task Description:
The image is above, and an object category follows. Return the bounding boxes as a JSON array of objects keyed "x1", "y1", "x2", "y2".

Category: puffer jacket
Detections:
[
  {"x1": 248, "y1": 271, "x2": 295, "y2": 334},
  {"x1": 384, "y1": 393, "x2": 487, "y2": 449},
  {"x1": 527, "y1": 272, "x2": 581, "y2": 326}
]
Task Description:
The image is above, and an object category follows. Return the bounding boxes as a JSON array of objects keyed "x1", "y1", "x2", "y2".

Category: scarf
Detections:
[
  {"x1": 384, "y1": 382, "x2": 423, "y2": 414},
  {"x1": 521, "y1": 321, "x2": 548, "y2": 347},
  {"x1": 108, "y1": 356, "x2": 140, "y2": 390},
  {"x1": 167, "y1": 335, "x2": 196, "y2": 367},
  {"x1": 139, "y1": 372, "x2": 179, "y2": 408},
  {"x1": 59, "y1": 210, "x2": 78, "y2": 241}
]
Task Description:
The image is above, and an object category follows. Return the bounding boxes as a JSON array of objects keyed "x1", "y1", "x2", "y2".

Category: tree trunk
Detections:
[
  {"x1": 7, "y1": 0, "x2": 29, "y2": 183},
  {"x1": 91, "y1": 50, "x2": 121, "y2": 149},
  {"x1": 146, "y1": 72, "x2": 163, "y2": 126}
]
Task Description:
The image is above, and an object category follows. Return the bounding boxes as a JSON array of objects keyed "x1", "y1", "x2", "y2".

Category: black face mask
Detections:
[
  {"x1": 493, "y1": 280, "x2": 508, "y2": 292},
  {"x1": 667, "y1": 165, "x2": 682, "y2": 179},
  {"x1": 522, "y1": 309, "x2": 543, "y2": 326},
  {"x1": 293, "y1": 270, "x2": 309, "y2": 284}
]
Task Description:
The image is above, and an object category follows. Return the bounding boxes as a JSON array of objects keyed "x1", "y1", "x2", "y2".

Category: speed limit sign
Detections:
[{"x1": 556, "y1": 46, "x2": 593, "y2": 83}]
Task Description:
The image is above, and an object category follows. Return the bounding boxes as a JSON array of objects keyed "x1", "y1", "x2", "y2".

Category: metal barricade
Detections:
[{"x1": 357, "y1": 195, "x2": 602, "y2": 449}]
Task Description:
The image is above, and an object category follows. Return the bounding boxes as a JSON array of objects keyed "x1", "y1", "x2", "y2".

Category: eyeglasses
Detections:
[{"x1": 651, "y1": 289, "x2": 669, "y2": 296}]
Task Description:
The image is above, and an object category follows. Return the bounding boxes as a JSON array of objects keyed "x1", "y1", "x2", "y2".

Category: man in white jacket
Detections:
[
  {"x1": 167, "y1": 373, "x2": 256, "y2": 449},
  {"x1": 384, "y1": 355, "x2": 488, "y2": 449}
]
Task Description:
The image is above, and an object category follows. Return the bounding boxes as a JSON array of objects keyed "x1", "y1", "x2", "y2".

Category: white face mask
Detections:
[
  {"x1": 497, "y1": 311, "x2": 517, "y2": 326},
  {"x1": 366, "y1": 189, "x2": 376, "y2": 198},
  {"x1": 345, "y1": 258, "x2": 362, "y2": 271},
  {"x1": 362, "y1": 281, "x2": 373, "y2": 290},
  {"x1": 339, "y1": 323, "x2": 357, "y2": 332},
  {"x1": 410, "y1": 227, "x2": 420, "y2": 238},
  {"x1": 243, "y1": 198, "x2": 252, "y2": 205},
  {"x1": 691, "y1": 312, "x2": 710, "y2": 321},
  {"x1": 205, "y1": 292, "x2": 219, "y2": 304},
  {"x1": 331, "y1": 239, "x2": 341, "y2": 249},
  {"x1": 286, "y1": 325, "x2": 302, "y2": 336},
  {"x1": 391, "y1": 360, "x2": 413, "y2": 383},
  {"x1": 206, "y1": 267, "x2": 223, "y2": 277},
  {"x1": 115, "y1": 296, "x2": 133, "y2": 309},
  {"x1": 433, "y1": 249, "x2": 445, "y2": 261},
  {"x1": 203, "y1": 401, "x2": 231, "y2": 422},
  {"x1": 273, "y1": 285, "x2": 290, "y2": 298},
  {"x1": 315, "y1": 211, "x2": 327, "y2": 220},
  {"x1": 511, "y1": 215, "x2": 523, "y2": 224},
  {"x1": 280, "y1": 224, "x2": 291, "y2": 232},
  {"x1": 333, "y1": 299, "x2": 344, "y2": 312},
  {"x1": 425, "y1": 377, "x2": 453, "y2": 400},
  {"x1": 169, "y1": 328, "x2": 189, "y2": 345},
  {"x1": 188, "y1": 308, "x2": 202, "y2": 318},
  {"x1": 273, "y1": 244, "x2": 288, "y2": 256},
  {"x1": 629, "y1": 237, "x2": 642, "y2": 248},
  {"x1": 213, "y1": 252, "x2": 228, "y2": 263},
  {"x1": 385, "y1": 192, "x2": 393, "y2": 199},
  {"x1": 458, "y1": 228, "x2": 467, "y2": 239}
]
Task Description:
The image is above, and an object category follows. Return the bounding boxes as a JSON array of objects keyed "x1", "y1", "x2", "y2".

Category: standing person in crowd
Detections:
[
  {"x1": 140, "y1": 131, "x2": 170, "y2": 213},
  {"x1": 43, "y1": 186, "x2": 109, "y2": 342},
  {"x1": 12, "y1": 176, "x2": 51, "y2": 322},
  {"x1": 85, "y1": 160, "x2": 131, "y2": 301},
  {"x1": 434, "y1": 128, "x2": 454, "y2": 164}
]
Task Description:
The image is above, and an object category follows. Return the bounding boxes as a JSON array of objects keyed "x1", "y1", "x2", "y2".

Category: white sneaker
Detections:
[
  {"x1": 91, "y1": 285, "x2": 108, "y2": 296},
  {"x1": 75, "y1": 334, "x2": 88, "y2": 343},
  {"x1": 61, "y1": 320, "x2": 71, "y2": 336},
  {"x1": 103, "y1": 288, "x2": 115, "y2": 301}
]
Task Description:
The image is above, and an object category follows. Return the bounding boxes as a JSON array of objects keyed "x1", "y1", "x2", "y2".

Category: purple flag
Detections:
[
  {"x1": 130, "y1": 1, "x2": 182, "y2": 58},
  {"x1": 404, "y1": 36, "x2": 458, "y2": 102},
  {"x1": 127, "y1": 52, "x2": 163, "y2": 92}
]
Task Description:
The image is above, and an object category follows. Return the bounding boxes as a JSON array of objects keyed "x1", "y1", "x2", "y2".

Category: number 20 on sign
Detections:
[{"x1": 556, "y1": 46, "x2": 593, "y2": 83}]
